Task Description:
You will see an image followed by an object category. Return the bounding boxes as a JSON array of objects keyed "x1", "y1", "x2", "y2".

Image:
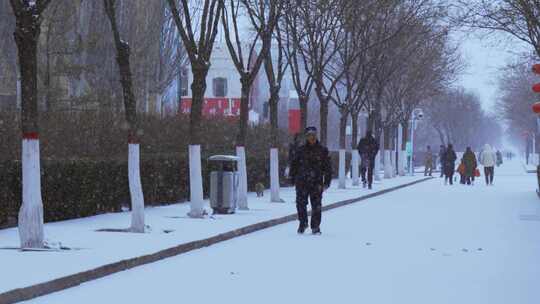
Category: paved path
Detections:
[{"x1": 24, "y1": 160, "x2": 540, "y2": 304}]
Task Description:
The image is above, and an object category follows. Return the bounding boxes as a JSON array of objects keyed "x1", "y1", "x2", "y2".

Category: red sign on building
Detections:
[
  {"x1": 180, "y1": 98, "x2": 241, "y2": 118},
  {"x1": 288, "y1": 109, "x2": 301, "y2": 135}
]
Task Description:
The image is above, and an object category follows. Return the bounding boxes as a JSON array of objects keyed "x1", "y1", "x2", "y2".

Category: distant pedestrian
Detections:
[
  {"x1": 462, "y1": 147, "x2": 478, "y2": 185},
  {"x1": 289, "y1": 127, "x2": 332, "y2": 235},
  {"x1": 457, "y1": 159, "x2": 466, "y2": 184},
  {"x1": 442, "y1": 144, "x2": 457, "y2": 185},
  {"x1": 424, "y1": 146, "x2": 434, "y2": 176},
  {"x1": 496, "y1": 150, "x2": 503, "y2": 167},
  {"x1": 358, "y1": 130, "x2": 379, "y2": 190},
  {"x1": 480, "y1": 144, "x2": 496, "y2": 185},
  {"x1": 439, "y1": 145, "x2": 446, "y2": 177}
]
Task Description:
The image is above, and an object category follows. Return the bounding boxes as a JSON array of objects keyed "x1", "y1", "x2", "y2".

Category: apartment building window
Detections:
[{"x1": 213, "y1": 77, "x2": 227, "y2": 97}]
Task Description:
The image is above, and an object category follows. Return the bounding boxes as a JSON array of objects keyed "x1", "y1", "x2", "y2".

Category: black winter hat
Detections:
[{"x1": 305, "y1": 126, "x2": 317, "y2": 135}]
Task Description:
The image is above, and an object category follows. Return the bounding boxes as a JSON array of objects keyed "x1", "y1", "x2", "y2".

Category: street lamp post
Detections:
[{"x1": 409, "y1": 108, "x2": 423, "y2": 176}]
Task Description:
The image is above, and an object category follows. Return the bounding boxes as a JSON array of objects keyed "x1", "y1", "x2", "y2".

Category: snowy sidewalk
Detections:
[
  {"x1": 522, "y1": 161, "x2": 538, "y2": 173},
  {"x1": 22, "y1": 159, "x2": 540, "y2": 304},
  {"x1": 0, "y1": 175, "x2": 425, "y2": 299}
]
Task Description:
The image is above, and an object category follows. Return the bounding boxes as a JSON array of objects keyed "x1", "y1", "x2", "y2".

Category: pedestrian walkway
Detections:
[
  {"x1": 21, "y1": 160, "x2": 540, "y2": 304},
  {"x1": 0, "y1": 175, "x2": 425, "y2": 300}
]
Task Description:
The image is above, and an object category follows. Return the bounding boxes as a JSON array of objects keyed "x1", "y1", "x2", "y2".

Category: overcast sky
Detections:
[{"x1": 454, "y1": 31, "x2": 531, "y2": 114}]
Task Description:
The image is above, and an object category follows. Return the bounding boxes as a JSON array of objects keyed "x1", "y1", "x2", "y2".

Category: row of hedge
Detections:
[
  {"x1": 0, "y1": 149, "x2": 351, "y2": 227},
  {"x1": 0, "y1": 111, "x2": 356, "y2": 228},
  {"x1": 0, "y1": 111, "x2": 295, "y2": 227},
  {"x1": 0, "y1": 150, "x2": 289, "y2": 227}
]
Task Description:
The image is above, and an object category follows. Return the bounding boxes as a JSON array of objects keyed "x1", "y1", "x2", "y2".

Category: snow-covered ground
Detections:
[
  {"x1": 0, "y1": 173, "x2": 424, "y2": 296},
  {"x1": 16, "y1": 159, "x2": 540, "y2": 304}
]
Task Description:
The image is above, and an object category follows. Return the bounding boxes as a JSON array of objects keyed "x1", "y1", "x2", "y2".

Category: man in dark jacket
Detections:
[
  {"x1": 439, "y1": 145, "x2": 446, "y2": 177},
  {"x1": 287, "y1": 133, "x2": 302, "y2": 185},
  {"x1": 443, "y1": 144, "x2": 457, "y2": 185},
  {"x1": 289, "y1": 126, "x2": 332, "y2": 235},
  {"x1": 357, "y1": 130, "x2": 379, "y2": 189}
]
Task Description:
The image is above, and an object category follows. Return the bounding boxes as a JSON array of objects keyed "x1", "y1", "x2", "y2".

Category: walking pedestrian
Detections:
[
  {"x1": 424, "y1": 146, "x2": 434, "y2": 176},
  {"x1": 289, "y1": 127, "x2": 332, "y2": 235},
  {"x1": 358, "y1": 130, "x2": 379, "y2": 190},
  {"x1": 457, "y1": 159, "x2": 466, "y2": 184},
  {"x1": 439, "y1": 145, "x2": 446, "y2": 178},
  {"x1": 480, "y1": 144, "x2": 496, "y2": 185},
  {"x1": 442, "y1": 144, "x2": 457, "y2": 185},
  {"x1": 462, "y1": 147, "x2": 478, "y2": 185},
  {"x1": 496, "y1": 150, "x2": 503, "y2": 167}
]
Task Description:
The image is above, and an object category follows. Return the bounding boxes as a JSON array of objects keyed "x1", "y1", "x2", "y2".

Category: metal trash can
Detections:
[{"x1": 208, "y1": 155, "x2": 240, "y2": 214}]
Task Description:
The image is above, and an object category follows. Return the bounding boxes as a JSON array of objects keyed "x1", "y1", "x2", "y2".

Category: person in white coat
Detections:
[{"x1": 479, "y1": 144, "x2": 496, "y2": 185}]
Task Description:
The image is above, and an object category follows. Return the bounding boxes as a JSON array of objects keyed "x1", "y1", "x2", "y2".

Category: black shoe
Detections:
[
  {"x1": 368, "y1": 184, "x2": 372, "y2": 190},
  {"x1": 312, "y1": 228, "x2": 321, "y2": 235},
  {"x1": 297, "y1": 225, "x2": 307, "y2": 234}
]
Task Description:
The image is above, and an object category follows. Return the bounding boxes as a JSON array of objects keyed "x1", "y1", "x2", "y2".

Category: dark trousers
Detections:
[
  {"x1": 296, "y1": 185, "x2": 323, "y2": 229},
  {"x1": 361, "y1": 162, "x2": 375, "y2": 186},
  {"x1": 484, "y1": 166, "x2": 494, "y2": 184},
  {"x1": 445, "y1": 173, "x2": 454, "y2": 185}
]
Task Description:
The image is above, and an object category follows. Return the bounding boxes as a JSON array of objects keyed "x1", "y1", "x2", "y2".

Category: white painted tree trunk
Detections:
[
  {"x1": 338, "y1": 149, "x2": 346, "y2": 189},
  {"x1": 351, "y1": 150, "x2": 360, "y2": 186},
  {"x1": 236, "y1": 146, "x2": 249, "y2": 210},
  {"x1": 374, "y1": 152, "x2": 381, "y2": 181},
  {"x1": 128, "y1": 143, "x2": 145, "y2": 232},
  {"x1": 399, "y1": 150, "x2": 407, "y2": 176},
  {"x1": 19, "y1": 137, "x2": 44, "y2": 248},
  {"x1": 390, "y1": 151, "x2": 396, "y2": 178},
  {"x1": 384, "y1": 150, "x2": 393, "y2": 179},
  {"x1": 270, "y1": 148, "x2": 283, "y2": 203},
  {"x1": 188, "y1": 145, "x2": 205, "y2": 218}
]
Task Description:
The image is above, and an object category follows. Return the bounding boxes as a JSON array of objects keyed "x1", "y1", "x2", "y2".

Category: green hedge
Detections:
[
  {"x1": 0, "y1": 149, "x2": 289, "y2": 227},
  {"x1": 0, "y1": 111, "x2": 294, "y2": 227}
]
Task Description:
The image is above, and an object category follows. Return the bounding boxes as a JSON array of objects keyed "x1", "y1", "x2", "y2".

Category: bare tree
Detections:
[
  {"x1": 167, "y1": 0, "x2": 223, "y2": 217},
  {"x1": 425, "y1": 88, "x2": 498, "y2": 151},
  {"x1": 264, "y1": 12, "x2": 288, "y2": 203},
  {"x1": 154, "y1": 4, "x2": 188, "y2": 116},
  {"x1": 103, "y1": 0, "x2": 146, "y2": 233},
  {"x1": 282, "y1": 0, "x2": 315, "y2": 131},
  {"x1": 293, "y1": 0, "x2": 347, "y2": 146},
  {"x1": 220, "y1": 0, "x2": 281, "y2": 209},
  {"x1": 458, "y1": 0, "x2": 540, "y2": 57},
  {"x1": 167, "y1": 0, "x2": 223, "y2": 144},
  {"x1": 9, "y1": 0, "x2": 54, "y2": 249},
  {"x1": 221, "y1": 0, "x2": 281, "y2": 146},
  {"x1": 264, "y1": 16, "x2": 288, "y2": 149},
  {"x1": 495, "y1": 56, "x2": 539, "y2": 148}
]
